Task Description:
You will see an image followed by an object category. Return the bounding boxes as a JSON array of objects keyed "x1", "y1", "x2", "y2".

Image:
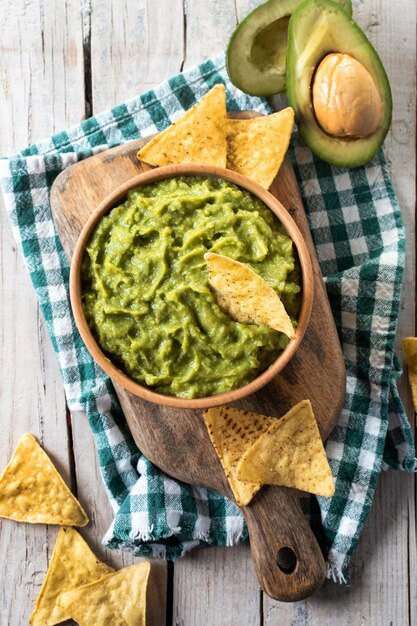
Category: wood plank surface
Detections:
[
  {"x1": 90, "y1": 0, "x2": 184, "y2": 110},
  {"x1": 0, "y1": 0, "x2": 415, "y2": 624},
  {"x1": 173, "y1": 545, "x2": 261, "y2": 626},
  {"x1": 0, "y1": 2, "x2": 85, "y2": 625}
]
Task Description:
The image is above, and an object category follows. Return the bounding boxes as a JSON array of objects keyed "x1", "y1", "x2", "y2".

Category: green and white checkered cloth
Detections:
[{"x1": 1, "y1": 53, "x2": 414, "y2": 583}]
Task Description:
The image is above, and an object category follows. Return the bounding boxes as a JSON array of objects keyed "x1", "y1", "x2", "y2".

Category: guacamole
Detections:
[{"x1": 82, "y1": 176, "x2": 301, "y2": 398}]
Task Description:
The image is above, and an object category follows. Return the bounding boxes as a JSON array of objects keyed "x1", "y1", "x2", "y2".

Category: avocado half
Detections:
[
  {"x1": 226, "y1": 0, "x2": 352, "y2": 96},
  {"x1": 286, "y1": 0, "x2": 392, "y2": 167}
]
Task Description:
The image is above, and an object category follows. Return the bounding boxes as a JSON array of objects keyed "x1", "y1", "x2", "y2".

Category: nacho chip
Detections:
[
  {"x1": 0, "y1": 433, "x2": 88, "y2": 526},
  {"x1": 236, "y1": 400, "x2": 334, "y2": 497},
  {"x1": 226, "y1": 108, "x2": 294, "y2": 189},
  {"x1": 403, "y1": 337, "x2": 417, "y2": 412},
  {"x1": 30, "y1": 527, "x2": 113, "y2": 626},
  {"x1": 57, "y1": 562, "x2": 150, "y2": 626},
  {"x1": 204, "y1": 252, "x2": 295, "y2": 339},
  {"x1": 138, "y1": 84, "x2": 227, "y2": 167},
  {"x1": 204, "y1": 406, "x2": 274, "y2": 506}
]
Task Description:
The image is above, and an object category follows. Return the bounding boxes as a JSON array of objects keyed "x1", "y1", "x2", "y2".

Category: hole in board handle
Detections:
[{"x1": 277, "y1": 547, "x2": 297, "y2": 574}]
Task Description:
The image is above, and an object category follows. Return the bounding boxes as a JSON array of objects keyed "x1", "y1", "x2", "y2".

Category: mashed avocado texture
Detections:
[{"x1": 82, "y1": 176, "x2": 301, "y2": 398}]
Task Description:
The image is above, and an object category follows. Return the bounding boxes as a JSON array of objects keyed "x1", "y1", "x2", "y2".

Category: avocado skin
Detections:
[
  {"x1": 226, "y1": 0, "x2": 352, "y2": 97},
  {"x1": 286, "y1": 0, "x2": 392, "y2": 168}
]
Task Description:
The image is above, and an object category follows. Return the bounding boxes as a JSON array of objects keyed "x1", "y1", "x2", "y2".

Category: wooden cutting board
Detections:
[{"x1": 51, "y1": 111, "x2": 346, "y2": 602}]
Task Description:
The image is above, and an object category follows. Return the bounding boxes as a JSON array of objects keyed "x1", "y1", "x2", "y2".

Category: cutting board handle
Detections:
[{"x1": 242, "y1": 486, "x2": 326, "y2": 601}]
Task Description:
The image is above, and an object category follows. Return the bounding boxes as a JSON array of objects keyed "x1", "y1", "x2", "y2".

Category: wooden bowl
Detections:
[{"x1": 70, "y1": 164, "x2": 314, "y2": 409}]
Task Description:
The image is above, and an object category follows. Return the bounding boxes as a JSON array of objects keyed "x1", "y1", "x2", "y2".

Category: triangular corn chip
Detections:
[
  {"x1": 138, "y1": 84, "x2": 227, "y2": 167},
  {"x1": 236, "y1": 400, "x2": 335, "y2": 497},
  {"x1": 204, "y1": 252, "x2": 295, "y2": 339},
  {"x1": 57, "y1": 562, "x2": 151, "y2": 626},
  {"x1": 403, "y1": 337, "x2": 417, "y2": 412},
  {"x1": 226, "y1": 108, "x2": 294, "y2": 189},
  {"x1": 30, "y1": 527, "x2": 113, "y2": 626},
  {"x1": 0, "y1": 434, "x2": 88, "y2": 526},
  {"x1": 204, "y1": 406, "x2": 274, "y2": 506}
]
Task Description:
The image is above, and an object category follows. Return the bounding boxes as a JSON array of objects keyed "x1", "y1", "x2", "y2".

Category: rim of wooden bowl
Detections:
[{"x1": 70, "y1": 164, "x2": 314, "y2": 409}]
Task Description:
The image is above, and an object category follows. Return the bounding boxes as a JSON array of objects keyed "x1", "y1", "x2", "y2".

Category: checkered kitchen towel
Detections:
[{"x1": 1, "y1": 53, "x2": 415, "y2": 583}]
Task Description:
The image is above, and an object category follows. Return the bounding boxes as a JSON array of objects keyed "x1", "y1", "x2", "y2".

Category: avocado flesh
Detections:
[
  {"x1": 286, "y1": 0, "x2": 392, "y2": 167},
  {"x1": 250, "y1": 16, "x2": 290, "y2": 80},
  {"x1": 226, "y1": 0, "x2": 352, "y2": 97}
]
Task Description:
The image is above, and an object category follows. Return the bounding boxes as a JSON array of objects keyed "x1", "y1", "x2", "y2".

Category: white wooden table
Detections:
[{"x1": 0, "y1": 1, "x2": 415, "y2": 624}]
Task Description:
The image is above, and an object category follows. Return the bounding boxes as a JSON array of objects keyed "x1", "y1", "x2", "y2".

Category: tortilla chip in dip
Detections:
[
  {"x1": 0, "y1": 433, "x2": 88, "y2": 526},
  {"x1": 226, "y1": 108, "x2": 294, "y2": 189},
  {"x1": 57, "y1": 562, "x2": 150, "y2": 626},
  {"x1": 138, "y1": 84, "x2": 227, "y2": 167},
  {"x1": 30, "y1": 527, "x2": 113, "y2": 626},
  {"x1": 403, "y1": 337, "x2": 417, "y2": 413},
  {"x1": 236, "y1": 400, "x2": 335, "y2": 498},
  {"x1": 204, "y1": 406, "x2": 274, "y2": 505},
  {"x1": 204, "y1": 252, "x2": 295, "y2": 339}
]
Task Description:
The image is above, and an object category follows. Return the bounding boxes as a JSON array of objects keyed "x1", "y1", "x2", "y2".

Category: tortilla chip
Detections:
[
  {"x1": 30, "y1": 527, "x2": 113, "y2": 626},
  {"x1": 138, "y1": 84, "x2": 227, "y2": 167},
  {"x1": 403, "y1": 337, "x2": 417, "y2": 412},
  {"x1": 203, "y1": 406, "x2": 274, "y2": 506},
  {"x1": 226, "y1": 108, "x2": 294, "y2": 189},
  {"x1": 236, "y1": 400, "x2": 335, "y2": 498},
  {"x1": 204, "y1": 252, "x2": 295, "y2": 339},
  {"x1": 57, "y1": 562, "x2": 150, "y2": 626},
  {"x1": 0, "y1": 434, "x2": 88, "y2": 526}
]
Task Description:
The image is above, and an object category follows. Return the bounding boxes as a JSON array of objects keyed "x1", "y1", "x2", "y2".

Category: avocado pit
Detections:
[{"x1": 312, "y1": 53, "x2": 383, "y2": 139}]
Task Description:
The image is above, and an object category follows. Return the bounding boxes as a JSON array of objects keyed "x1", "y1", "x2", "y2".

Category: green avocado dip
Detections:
[{"x1": 82, "y1": 176, "x2": 301, "y2": 398}]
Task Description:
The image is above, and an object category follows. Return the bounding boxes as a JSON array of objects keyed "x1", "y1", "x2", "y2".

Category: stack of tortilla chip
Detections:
[
  {"x1": 137, "y1": 84, "x2": 294, "y2": 189},
  {"x1": 30, "y1": 527, "x2": 114, "y2": 626},
  {"x1": 30, "y1": 526, "x2": 150, "y2": 626},
  {"x1": 204, "y1": 400, "x2": 335, "y2": 506}
]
